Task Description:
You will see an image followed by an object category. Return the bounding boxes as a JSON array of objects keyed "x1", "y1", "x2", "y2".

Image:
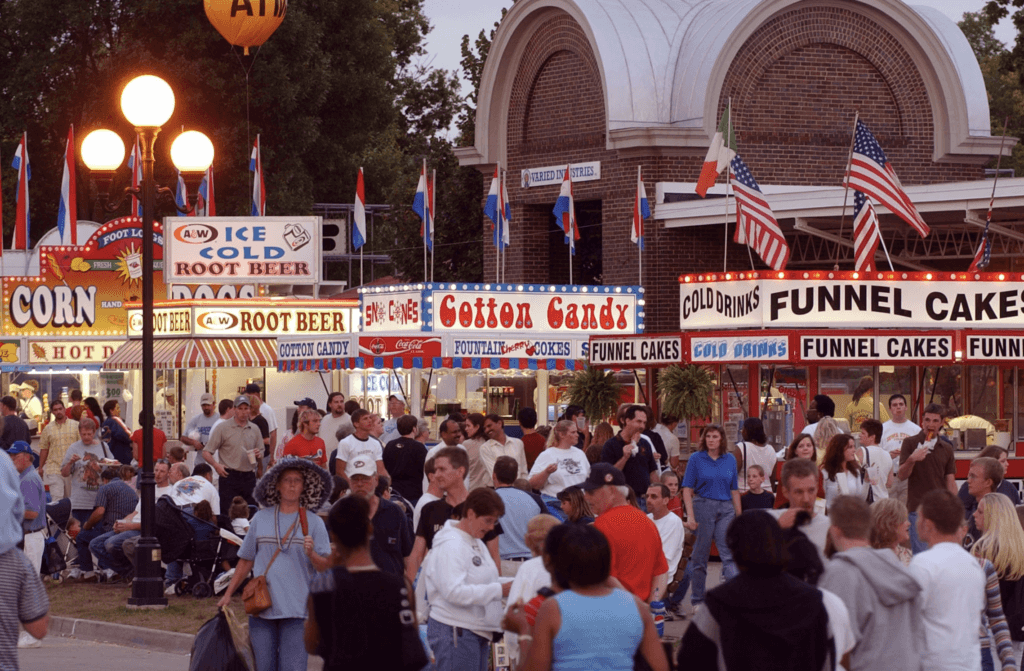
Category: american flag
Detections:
[
  {"x1": 969, "y1": 218, "x2": 992, "y2": 271},
  {"x1": 852, "y1": 190, "x2": 880, "y2": 272},
  {"x1": 847, "y1": 120, "x2": 929, "y2": 237},
  {"x1": 730, "y1": 155, "x2": 789, "y2": 271}
]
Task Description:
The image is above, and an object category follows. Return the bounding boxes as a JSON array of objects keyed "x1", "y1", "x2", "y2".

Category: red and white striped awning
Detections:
[{"x1": 104, "y1": 338, "x2": 277, "y2": 370}]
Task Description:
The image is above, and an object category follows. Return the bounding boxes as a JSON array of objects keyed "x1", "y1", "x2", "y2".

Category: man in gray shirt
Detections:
[
  {"x1": 820, "y1": 496, "x2": 922, "y2": 671},
  {"x1": 204, "y1": 395, "x2": 262, "y2": 514}
]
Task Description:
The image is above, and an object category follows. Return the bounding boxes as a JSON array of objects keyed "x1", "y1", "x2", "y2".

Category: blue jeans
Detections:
[
  {"x1": 690, "y1": 497, "x2": 737, "y2": 606},
  {"x1": 981, "y1": 646, "x2": 994, "y2": 671},
  {"x1": 90, "y1": 529, "x2": 140, "y2": 573},
  {"x1": 73, "y1": 509, "x2": 100, "y2": 572},
  {"x1": 540, "y1": 494, "x2": 567, "y2": 522},
  {"x1": 248, "y1": 617, "x2": 308, "y2": 671},
  {"x1": 668, "y1": 562, "x2": 693, "y2": 609},
  {"x1": 427, "y1": 618, "x2": 490, "y2": 671},
  {"x1": 908, "y1": 511, "x2": 928, "y2": 554}
]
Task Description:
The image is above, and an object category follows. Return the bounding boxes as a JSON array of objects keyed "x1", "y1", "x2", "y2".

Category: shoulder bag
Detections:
[
  {"x1": 242, "y1": 511, "x2": 299, "y2": 615},
  {"x1": 862, "y1": 447, "x2": 874, "y2": 504}
]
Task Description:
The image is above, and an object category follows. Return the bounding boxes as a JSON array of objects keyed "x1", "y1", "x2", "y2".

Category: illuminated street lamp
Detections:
[{"x1": 81, "y1": 74, "x2": 213, "y2": 608}]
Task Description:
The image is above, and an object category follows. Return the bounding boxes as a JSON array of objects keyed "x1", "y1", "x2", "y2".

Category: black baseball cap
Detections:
[
  {"x1": 294, "y1": 397, "x2": 317, "y2": 410},
  {"x1": 244, "y1": 383, "x2": 261, "y2": 394},
  {"x1": 579, "y1": 463, "x2": 627, "y2": 491}
]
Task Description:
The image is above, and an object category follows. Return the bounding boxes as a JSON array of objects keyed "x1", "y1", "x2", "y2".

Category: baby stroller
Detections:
[
  {"x1": 153, "y1": 495, "x2": 243, "y2": 599},
  {"x1": 42, "y1": 498, "x2": 78, "y2": 580}
]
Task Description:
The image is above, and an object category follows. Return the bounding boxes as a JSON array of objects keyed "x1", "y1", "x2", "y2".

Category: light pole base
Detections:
[{"x1": 128, "y1": 536, "x2": 168, "y2": 608}]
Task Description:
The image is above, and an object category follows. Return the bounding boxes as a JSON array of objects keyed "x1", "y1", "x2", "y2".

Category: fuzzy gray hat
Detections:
[{"x1": 253, "y1": 456, "x2": 333, "y2": 509}]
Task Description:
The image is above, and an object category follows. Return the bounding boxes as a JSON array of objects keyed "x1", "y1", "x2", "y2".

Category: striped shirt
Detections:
[
  {"x1": 977, "y1": 557, "x2": 1016, "y2": 671},
  {"x1": 39, "y1": 418, "x2": 80, "y2": 475},
  {"x1": 0, "y1": 547, "x2": 49, "y2": 671},
  {"x1": 95, "y1": 480, "x2": 139, "y2": 533}
]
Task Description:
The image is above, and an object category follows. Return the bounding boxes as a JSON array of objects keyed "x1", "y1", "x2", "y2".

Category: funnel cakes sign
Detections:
[{"x1": 2, "y1": 216, "x2": 166, "y2": 337}]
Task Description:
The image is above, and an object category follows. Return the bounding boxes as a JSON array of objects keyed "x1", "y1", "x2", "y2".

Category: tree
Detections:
[
  {"x1": 0, "y1": 0, "x2": 423, "y2": 246},
  {"x1": 960, "y1": 10, "x2": 1024, "y2": 177}
]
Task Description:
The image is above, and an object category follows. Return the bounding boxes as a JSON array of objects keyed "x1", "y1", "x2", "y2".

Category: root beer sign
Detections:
[
  {"x1": 2, "y1": 217, "x2": 165, "y2": 337},
  {"x1": 128, "y1": 300, "x2": 357, "y2": 338}
]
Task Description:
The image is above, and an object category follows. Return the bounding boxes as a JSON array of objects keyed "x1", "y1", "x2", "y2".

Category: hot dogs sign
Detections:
[
  {"x1": 2, "y1": 217, "x2": 166, "y2": 337},
  {"x1": 360, "y1": 283, "x2": 643, "y2": 336}
]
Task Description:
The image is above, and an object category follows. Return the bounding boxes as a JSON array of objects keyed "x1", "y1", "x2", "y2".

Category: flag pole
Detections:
[
  {"x1": 422, "y1": 158, "x2": 428, "y2": 283},
  {"x1": 723, "y1": 99, "x2": 730, "y2": 273},
  {"x1": 637, "y1": 165, "x2": 643, "y2": 287},
  {"x1": 985, "y1": 117, "x2": 1011, "y2": 234},
  {"x1": 431, "y1": 168, "x2": 436, "y2": 283},
  {"x1": 501, "y1": 169, "x2": 507, "y2": 284},
  {"x1": 835, "y1": 111, "x2": 860, "y2": 270}
]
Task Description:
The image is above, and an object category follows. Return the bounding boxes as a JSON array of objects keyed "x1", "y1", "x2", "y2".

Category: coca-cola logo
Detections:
[
  {"x1": 395, "y1": 339, "x2": 426, "y2": 352},
  {"x1": 369, "y1": 338, "x2": 386, "y2": 355}
]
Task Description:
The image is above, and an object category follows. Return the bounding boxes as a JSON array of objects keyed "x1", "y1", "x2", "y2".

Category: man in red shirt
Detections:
[
  {"x1": 582, "y1": 463, "x2": 668, "y2": 602},
  {"x1": 518, "y1": 408, "x2": 546, "y2": 470},
  {"x1": 282, "y1": 409, "x2": 327, "y2": 467}
]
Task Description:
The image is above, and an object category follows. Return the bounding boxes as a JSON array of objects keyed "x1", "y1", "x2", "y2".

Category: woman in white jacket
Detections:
[{"x1": 423, "y1": 488, "x2": 513, "y2": 671}]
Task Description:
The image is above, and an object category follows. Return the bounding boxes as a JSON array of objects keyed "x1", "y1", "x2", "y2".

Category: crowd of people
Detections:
[{"x1": 5, "y1": 386, "x2": 1024, "y2": 671}]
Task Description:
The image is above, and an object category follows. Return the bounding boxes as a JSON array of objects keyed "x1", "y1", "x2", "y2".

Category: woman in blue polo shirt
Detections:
[{"x1": 682, "y1": 424, "x2": 741, "y2": 608}]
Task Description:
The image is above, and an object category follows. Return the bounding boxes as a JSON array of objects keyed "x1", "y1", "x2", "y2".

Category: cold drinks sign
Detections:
[{"x1": 164, "y1": 217, "x2": 320, "y2": 284}]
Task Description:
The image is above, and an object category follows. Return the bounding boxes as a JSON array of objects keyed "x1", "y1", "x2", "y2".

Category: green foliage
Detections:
[
  {"x1": 657, "y1": 365, "x2": 715, "y2": 422},
  {"x1": 563, "y1": 366, "x2": 623, "y2": 424},
  {"x1": 959, "y1": 10, "x2": 1024, "y2": 179},
  {"x1": 0, "y1": 0, "x2": 424, "y2": 245}
]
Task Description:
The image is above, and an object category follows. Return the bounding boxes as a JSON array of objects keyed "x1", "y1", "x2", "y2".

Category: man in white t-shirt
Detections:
[
  {"x1": 647, "y1": 483, "x2": 684, "y2": 577},
  {"x1": 333, "y1": 409, "x2": 386, "y2": 477},
  {"x1": 480, "y1": 414, "x2": 528, "y2": 481},
  {"x1": 380, "y1": 394, "x2": 407, "y2": 445},
  {"x1": 527, "y1": 442, "x2": 590, "y2": 498},
  {"x1": 857, "y1": 418, "x2": 892, "y2": 502},
  {"x1": 422, "y1": 418, "x2": 467, "y2": 491},
  {"x1": 909, "y1": 489, "x2": 986, "y2": 671},
  {"x1": 169, "y1": 465, "x2": 221, "y2": 515},
  {"x1": 882, "y1": 394, "x2": 919, "y2": 502},
  {"x1": 319, "y1": 392, "x2": 352, "y2": 448},
  {"x1": 654, "y1": 415, "x2": 682, "y2": 475},
  {"x1": 769, "y1": 458, "x2": 830, "y2": 556}
]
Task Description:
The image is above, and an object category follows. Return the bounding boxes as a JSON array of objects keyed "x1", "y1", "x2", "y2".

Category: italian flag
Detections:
[{"x1": 695, "y1": 107, "x2": 736, "y2": 197}]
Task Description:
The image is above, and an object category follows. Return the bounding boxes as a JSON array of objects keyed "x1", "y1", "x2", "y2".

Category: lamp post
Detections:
[{"x1": 81, "y1": 75, "x2": 213, "y2": 608}]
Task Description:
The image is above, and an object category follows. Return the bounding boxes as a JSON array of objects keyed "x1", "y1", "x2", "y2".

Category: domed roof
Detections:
[{"x1": 459, "y1": 0, "x2": 1003, "y2": 165}]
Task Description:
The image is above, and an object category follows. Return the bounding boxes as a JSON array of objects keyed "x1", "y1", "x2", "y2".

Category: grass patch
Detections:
[{"x1": 45, "y1": 580, "x2": 248, "y2": 635}]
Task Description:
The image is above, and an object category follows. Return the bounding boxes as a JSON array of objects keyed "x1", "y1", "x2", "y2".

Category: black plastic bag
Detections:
[{"x1": 189, "y1": 609, "x2": 254, "y2": 671}]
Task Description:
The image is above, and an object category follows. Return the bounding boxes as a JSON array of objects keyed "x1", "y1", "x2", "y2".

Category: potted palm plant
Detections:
[
  {"x1": 563, "y1": 365, "x2": 623, "y2": 425},
  {"x1": 657, "y1": 364, "x2": 715, "y2": 454}
]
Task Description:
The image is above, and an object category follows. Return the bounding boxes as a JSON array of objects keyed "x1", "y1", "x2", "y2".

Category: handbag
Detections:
[
  {"x1": 242, "y1": 513, "x2": 299, "y2": 615},
  {"x1": 862, "y1": 447, "x2": 875, "y2": 504}
]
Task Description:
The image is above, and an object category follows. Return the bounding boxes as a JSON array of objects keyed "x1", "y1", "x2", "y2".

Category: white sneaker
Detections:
[
  {"x1": 101, "y1": 569, "x2": 117, "y2": 583},
  {"x1": 164, "y1": 583, "x2": 178, "y2": 596},
  {"x1": 17, "y1": 632, "x2": 41, "y2": 649},
  {"x1": 66, "y1": 568, "x2": 82, "y2": 580}
]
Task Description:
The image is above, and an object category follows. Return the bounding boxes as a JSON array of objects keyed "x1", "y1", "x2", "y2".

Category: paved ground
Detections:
[
  {"x1": 19, "y1": 637, "x2": 189, "y2": 671},
  {"x1": 20, "y1": 562, "x2": 720, "y2": 670}
]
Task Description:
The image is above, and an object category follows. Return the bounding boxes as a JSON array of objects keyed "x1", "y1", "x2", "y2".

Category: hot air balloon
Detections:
[{"x1": 204, "y1": 0, "x2": 288, "y2": 55}]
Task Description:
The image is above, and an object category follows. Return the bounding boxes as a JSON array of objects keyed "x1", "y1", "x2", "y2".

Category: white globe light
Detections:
[
  {"x1": 80, "y1": 129, "x2": 125, "y2": 171},
  {"x1": 170, "y1": 131, "x2": 214, "y2": 172},
  {"x1": 120, "y1": 75, "x2": 175, "y2": 128}
]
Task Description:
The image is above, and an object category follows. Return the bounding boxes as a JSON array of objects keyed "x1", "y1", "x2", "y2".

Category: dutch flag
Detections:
[
  {"x1": 250, "y1": 135, "x2": 265, "y2": 216},
  {"x1": 353, "y1": 167, "x2": 367, "y2": 250},
  {"x1": 552, "y1": 165, "x2": 579, "y2": 253},
  {"x1": 11, "y1": 132, "x2": 30, "y2": 250},
  {"x1": 499, "y1": 170, "x2": 510, "y2": 248},
  {"x1": 632, "y1": 167, "x2": 650, "y2": 250},
  {"x1": 485, "y1": 165, "x2": 510, "y2": 249},
  {"x1": 57, "y1": 125, "x2": 77, "y2": 245},
  {"x1": 412, "y1": 160, "x2": 433, "y2": 251},
  {"x1": 127, "y1": 136, "x2": 142, "y2": 218}
]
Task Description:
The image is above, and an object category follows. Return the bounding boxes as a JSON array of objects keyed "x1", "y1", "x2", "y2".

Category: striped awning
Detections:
[
  {"x1": 278, "y1": 356, "x2": 581, "y2": 372},
  {"x1": 104, "y1": 338, "x2": 277, "y2": 370}
]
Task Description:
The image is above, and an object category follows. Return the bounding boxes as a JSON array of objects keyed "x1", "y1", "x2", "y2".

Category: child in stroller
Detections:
[{"x1": 153, "y1": 495, "x2": 243, "y2": 598}]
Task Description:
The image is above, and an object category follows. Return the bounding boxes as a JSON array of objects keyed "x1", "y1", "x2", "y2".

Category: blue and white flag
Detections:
[
  {"x1": 58, "y1": 125, "x2": 77, "y2": 244},
  {"x1": 552, "y1": 165, "x2": 579, "y2": 253}
]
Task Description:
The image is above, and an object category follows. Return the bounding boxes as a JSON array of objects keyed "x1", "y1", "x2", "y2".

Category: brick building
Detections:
[{"x1": 456, "y1": 0, "x2": 1020, "y2": 333}]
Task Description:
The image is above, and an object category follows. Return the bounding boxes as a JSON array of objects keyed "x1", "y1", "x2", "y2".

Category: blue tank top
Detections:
[{"x1": 551, "y1": 589, "x2": 644, "y2": 671}]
